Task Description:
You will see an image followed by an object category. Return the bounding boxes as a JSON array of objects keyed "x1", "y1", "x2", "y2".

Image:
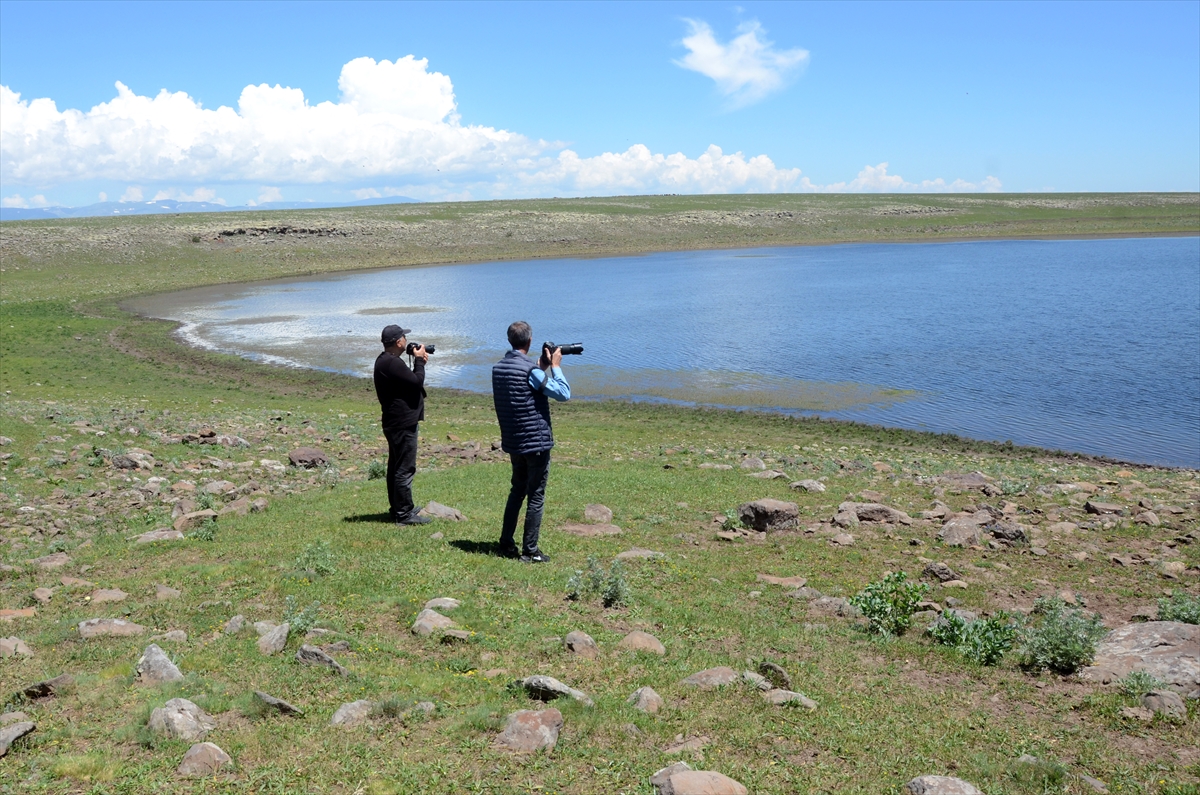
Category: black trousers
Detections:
[
  {"x1": 383, "y1": 424, "x2": 419, "y2": 519},
  {"x1": 500, "y1": 449, "x2": 551, "y2": 555}
]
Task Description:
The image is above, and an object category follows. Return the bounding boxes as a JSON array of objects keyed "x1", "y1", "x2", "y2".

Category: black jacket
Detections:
[{"x1": 374, "y1": 350, "x2": 425, "y2": 430}]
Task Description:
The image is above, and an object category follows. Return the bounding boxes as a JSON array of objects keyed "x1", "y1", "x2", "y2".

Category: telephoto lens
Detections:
[
  {"x1": 544, "y1": 341, "x2": 584, "y2": 355},
  {"x1": 406, "y1": 342, "x2": 435, "y2": 355}
]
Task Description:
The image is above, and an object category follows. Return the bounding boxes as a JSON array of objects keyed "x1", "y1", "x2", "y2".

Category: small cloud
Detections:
[
  {"x1": 675, "y1": 19, "x2": 809, "y2": 107},
  {"x1": 2, "y1": 194, "x2": 29, "y2": 208},
  {"x1": 821, "y1": 162, "x2": 1002, "y2": 193},
  {"x1": 98, "y1": 191, "x2": 107, "y2": 202},
  {"x1": 257, "y1": 186, "x2": 283, "y2": 204},
  {"x1": 151, "y1": 186, "x2": 224, "y2": 204},
  {"x1": 120, "y1": 186, "x2": 143, "y2": 202},
  {"x1": 352, "y1": 187, "x2": 382, "y2": 200}
]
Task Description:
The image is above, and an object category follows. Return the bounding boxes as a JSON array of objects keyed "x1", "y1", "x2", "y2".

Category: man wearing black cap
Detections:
[{"x1": 374, "y1": 324, "x2": 431, "y2": 525}]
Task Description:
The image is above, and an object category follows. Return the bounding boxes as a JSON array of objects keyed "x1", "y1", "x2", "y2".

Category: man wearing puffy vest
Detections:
[{"x1": 492, "y1": 321, "x2": 571, "y2": 562}]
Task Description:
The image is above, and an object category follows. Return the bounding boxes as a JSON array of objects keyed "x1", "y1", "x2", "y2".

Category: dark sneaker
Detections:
[
  {"x1": 498, "y1": 545, "x2": 521, "y2": 559},
  {"x1": 396, "y1": 513, "x2": 433, "y2": 526},
  {"x1": 520, "y1": 550, "x2": 551, "y2": 564}
]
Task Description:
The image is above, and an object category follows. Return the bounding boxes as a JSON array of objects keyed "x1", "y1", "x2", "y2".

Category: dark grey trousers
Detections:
[
  {"x1": 501, "y1": 450, "x2": 551, "y2": 555},
  {"x1": 384, "y1": 424, "x2": 419, "y2": 519}
]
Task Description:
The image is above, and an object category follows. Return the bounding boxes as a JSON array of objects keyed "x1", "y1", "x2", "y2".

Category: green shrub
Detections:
[
  {"x1": 366, "y1": 460, "x2": 386, "y2": 480},
  {"x1": 1017, "y1": 596, "x2": 1107, "y2": 674},
  {"x1": 295, "y1": 540, "x2": 337, "y2": 576},
  {"x1": 1157, "y1": 590, "x2": 1200, "y2": 624},
  {"x1": 1118, "y1": 670, "x2": 1167, "y2": 698},
  {"x1": 187, "y1": 518, "x2": 217, "y2": 542},
  {"x1": 566, "y1": 556, "x2": 631, "y2": 608},
  {"x1": 282, "y1": 595, "x2": 322, "y2": 635},
  {"x1": 929, "y1": 610, "x2": 1017, "y2": 666},
  {"x1": 601, "y1": 561, "x2": 632, "y2": 608},
  {"x1": 849, "y1": 571, "x2": 929, "y2": 637}
]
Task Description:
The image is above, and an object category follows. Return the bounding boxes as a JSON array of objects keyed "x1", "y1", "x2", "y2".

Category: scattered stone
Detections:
[
  {"x1": 1079, "y1": 774, "x2": 1110, "y2": 793},
  {"x1": 938, "y1": 513, "x2": 989, "y2": 547},
  {"x1": 715, "y1": 531, "x2": 744, "y2": 542},
  {"x1": 739, "y1": 457, "x2": 766, "y2": 470},
  {"x1": 988, "y1": 521, "x2": 1027, "y2": 542},
  {"x1": 790, "y1": 479, "x2": 826, "y2": 493},
  {"x1": 756, "y1": 574, "x2": 806, "y2": 589},
  {"x1": 651, "y1": 762, "x2": 694, "y2": 794},
  {"x1": 749, "y1": 469, "x2": 787, "y2": 479},
  {"x1": 254, "y1": 690, "x2": 303, "y2": 716},
  {"x1": 665, "y1": 771, "x2": 747, "y2": 795},
  {"x1": 741, "y1": 670, "x2": 772, "y2": 690},
  {"x1": 664, "y1": 735, "x2": 709, "y2": 754},
  {"x1": 418, "y1": 501, "x2": 466, "y2": 521},
  {"x1": 251, "y1": 497, "x2": 269, "y2": 512},
  {"x1": 137, "y1": 528, "x2": 185, "y2": 544},
  {"x1": 617, "y1": 548, "x2": 664, "y2": 560},
  {"x1": 429, "y1": 531, "x2": 444, "y2": 540},
  {"x1": 91, "y1": 588, "x2": 128, "y2": 604},
  {"x1": 202, "y1": 480, "x2": 236, "y2": 495},
  {"x1": 173, "y1": 510, "x2": 218, "y2": 532},
  {"x1": 564, "y1": 630, "x2": 599, "y2": 659},
  {"x1": 561, "y1": 522, "x2": 622, "y2": 537},
  {"x1": 330, "y1": 699, "x2": 376, "y2": 727},
  {"x1": 809, "y1": 596, "x2": 860, "y2": 618},
  {"x1": 1, "y1": 637, "x2": 32, "y2": 657},
  {"x1": 79, "y1": 618, "x2": 144, "y2": 639},
  {"x1": 1142, "y1": 689, "x2": 1187, "y2": 720},
  {"x1": 59, "y1": 576, "x2": 93, "y2": 588},
  {"x1": 411, "y1": 608, "x2": 456, "y2": 636},
  {"x1": 516, "y1": 675, "x2": 594, "y2": 706},
  {"x1": 1134, "y1": 510, "x2": 1160, "y2": 526},
  {"x1": 0, "y1": 608, "x2": 37, "y2": 622},
  {"x1": 0, "y1": 721, "x2": 35, "y2": 758},
  {"x1": 253, "y1": 620, "x2": 279, "y2": 636},
  {"x1": 1159, "y1": 561, "x2": 1186, "y2": 579},
  {"x1": 737, "y1": 498, "x2": 799, "y2": 531},
  {"x1": 423, "y1": 597, "x2": 461, "y2": 611},
  {"x1": 830, "y1": 533, "x2": 855, "y2": 547},
  {"x1": 288, "y1": 447, "x2": 328, "y2": 468},
  {"x1": 762, "y1": 689, "x2": 817, "y2": 709},
  {"x1": 28, "y1": 552, "x2": 70, "y2": 570},
  {"x1": 619, "y1": 630, "x2": 666, "y2": 655},
  {"x1": 1030, "y1": 546, "x2": 1048, "y2": 557},
  {"x1": 923, "y1": 562, "x2": 960, "y2": 583},
  {"x1": 176, "y1": 742, "x2": 232, "y2": 778},
  {"x1": 296, "y1": 644, "x2": 350, "y2": 676},
  {"x1": 136, "y1": 644, "x2": 183, "y2": 684},
  {"x1": 904, "y1": 776, "x2": 984, "y2": 795},
  {"x1": 584, "y1": 504, "x2": 614, "y2": 523},
  {"x1": 440, "y1": 629, "x2": 471, "y2": 644},
  {"x1": 220, "y1": 497, "x2": 252, "y2": 517},
  {"x1": 1081, "y1": 621, "x2": 1200, "y2": 698},
  {"x1": 1119, "y1": 706, "x2": 1154, "y2": 722},
  {"x1": 22, "y1": 673, "x2": 73, "y2": 699},
  {"x1": 628, "y1": 686, "x2": 664, "y2": 713},
  {"x1": 1085, "y1": 501, "x2": 1124, "y2": 515},
  {"x1": 31, "y1": 587, "x2": 53, "y2": 605},
  {"x1": 148, "y1": 698, "x2": 216, "y2": 741},
  {"x1": 840, "y1": 502, "x2": 913, "y2": 525},
  {"x1": 493, "y1": 708, "x2": 563, "y2": 753},
  {"x1": 682, "y1": 666, "x2": 738, "y2": 689},
  {"x1": 0, "y1": 712, "x2": 29, "y2": 725},
  {"x1": 257, "y1": 622, "x2": 290, "y2": 655},
  {"x1": 156, "y1": 630, "x2": 188, "y2": 643},
  {"x1": 758, "y1": 661, "x2": 792, "y2": 690}
]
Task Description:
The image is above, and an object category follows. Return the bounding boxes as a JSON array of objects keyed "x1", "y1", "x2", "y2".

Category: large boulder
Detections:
[
  {"x1": 1080, "y1": 621, "x2": 1200, "y2": 698},
  {"x1": 148, "y1": 698, "x2": 216, "y2": 741},
  {"x1": 21, "y1": 673, "x2": 73, "y2": 699},
  {"x1": 288, "y1": 447, "x2": 328, "y2": 468},
  {"x1": 628, "y1": 686, "x2": 664, "y2": 713},
  {"x1": 492, "y1": 708, "x2": 563, "y2": 753},
  {"x1": 664, "y1": 770, "x2": 748, "y2": 795},
  {"x1": 257, "y1": 622, "x2": 290, "y2": 655},
  {"x1": 411, "y1": 609, "x2": 456, "y2": 636},
  {"x1": 0, "y1": 721, "x2": 35, "y2": 758},
  {"x1": 176, "y1": 742, "x2": 232, "y2": 778},
  {"x1": 618, "y1": 630, "x2": 666, "y2": 655},
  {"x1": 136, "y1": 644, "x2": 184, "y2": 684},
  {"x1": 737, "y1": 499, "x2": 799, "y2": 532},
  {"x1": 564, "y1": 630, "x2": 600, "y2": 659},
  {"x1": 938, "y1": 512, "x2": 991, "y2": 547}
]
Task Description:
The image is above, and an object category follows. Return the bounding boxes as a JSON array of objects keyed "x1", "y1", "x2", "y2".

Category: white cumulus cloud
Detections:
[
  {"x1": 1, "y1": 193, "x2": 49, "y2": 208},
  {"x1": 1, "y1": 55, "x2": 998, "y2": 201},
  {"x1": 675, "y1": 20, "x2": 809, "y2": 107},
  {"x1": 821, "y1": 163, "x2": 1003, "y2": 193}
]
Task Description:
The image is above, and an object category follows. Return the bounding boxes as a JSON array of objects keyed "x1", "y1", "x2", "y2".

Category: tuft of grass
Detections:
[
  {"x1": 1119, "y1": 670, "x2": 1168, "y2": 698},
  {"x1": 50, "y1": 752, "x2": 119, "y2": 783},
  {"x1": 849, "y1": 571, "x2": 929, "y2": 637},
  {"x1": 566, "y1": 556, "x2": 631, "y2": 608},
  {"x1": 1157, "y1": 590, "x2": 1200, "y2": 624},
  {"x1": 1017, "y1": 596, "x2": 1107, "y2": 674},
  {"x1": 295, "y1": 539, "x2": 337, "y2": 576},
  {"x1": 282, "y1": 594, "x2": 322, "y2": 634},
  {"x1": 187, "y1": 518, "x2": 217, "y2": 542},
  {"x1": 367, "y1": 460, "x2": 386, "y2": 480}
]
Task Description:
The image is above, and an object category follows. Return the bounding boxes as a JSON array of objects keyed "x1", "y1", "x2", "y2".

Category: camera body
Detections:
[
  {"x1": 406, "y1": 342, "x2": 435, "y2": 355},
  {"x1": 543, "y1": 341, "x2": 584, "y2": 356}
]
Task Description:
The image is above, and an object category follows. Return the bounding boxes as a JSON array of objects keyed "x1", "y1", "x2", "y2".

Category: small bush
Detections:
[
  {"x1": 1008, "y1": 755, "x2": 1066, "y2": 789},
  {"x1": 373, "y1": 696, "x2": 411, "y2": 719},
  {"x1": 849, "y1": 571, "x2": 930, "y2": 637},
  {"x1": 1118, "y1": 670, "x2": 1167, "y2": 698},
  {"x1": 195, "y1": 492, "x2": 218, "y2": 511},
  {"x1": 930, "y1": 610, "x2": 1017, "y2": 666},
  {"x1": 295, "y1": 540, "x2": 337, "y2": 576},
  {"x1": 282, "y1": 595, "x2": 321, "y2": 635},
  {"x1": 566, "y1": 556, "x2": 631, "y2": 608},
  {"x1": 187, "y1": 519, "x2": 217, "y2": 542},
  {"x1": 1017, "y1": 596, "x2": 1107, "y2": 674},
  {"x1": 367, "y1": 460, "x2": 386, "y2": 480},
  {"x1": 1157, "y1": 590, "x2": 1200, "y2": 624}
]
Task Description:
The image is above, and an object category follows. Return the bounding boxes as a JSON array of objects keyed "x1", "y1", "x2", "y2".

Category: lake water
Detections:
[{"x1": 126, "y1": 237, "x2": 1200, "y2": 468}]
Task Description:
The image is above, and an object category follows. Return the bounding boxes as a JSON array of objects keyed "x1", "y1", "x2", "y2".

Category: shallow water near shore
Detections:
[{"x1": 126, "y1": 236, "x2": 1200, "y2": 467}]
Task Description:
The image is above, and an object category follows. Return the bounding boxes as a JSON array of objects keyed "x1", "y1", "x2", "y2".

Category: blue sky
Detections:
[{"x1": 1, "y1": 0, "x2": 1197, "y2": 208}]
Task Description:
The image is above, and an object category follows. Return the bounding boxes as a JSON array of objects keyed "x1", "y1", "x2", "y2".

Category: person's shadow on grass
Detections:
[
  {"x1": 449, "y1": 539, "x2": 510, "y2": 558},
  {"x1": 342, "y1": 512, "x2": 394, "y2": 524}
]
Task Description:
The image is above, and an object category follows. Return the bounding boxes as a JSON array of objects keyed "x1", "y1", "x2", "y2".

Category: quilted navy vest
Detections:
[{"x1": 492, "y1": 350, "x2": 554, "y2": 455}]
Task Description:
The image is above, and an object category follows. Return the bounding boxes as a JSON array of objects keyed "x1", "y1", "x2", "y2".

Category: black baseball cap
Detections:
[{"x1": 381, "y1": 324, "x2": 411, "y2": 345}]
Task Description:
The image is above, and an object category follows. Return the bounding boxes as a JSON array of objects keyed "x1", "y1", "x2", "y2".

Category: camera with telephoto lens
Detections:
[
  {"x1": 405, "y1": 342, "x2": 435, "y2": 355},
  {"x1": 543, "y1": 341, "x2": 584, "y2": 356}
]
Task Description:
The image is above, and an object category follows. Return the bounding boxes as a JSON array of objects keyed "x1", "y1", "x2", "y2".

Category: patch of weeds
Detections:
[
  {"x1": 373, "y1": 696, "x2": 413, "y2": 719},
  {"x1": 929, "y1": 610, "x2": 1017, "y2": 666},
  {"x1": 1007, "y1": 755, "x2": 1067, "y2": 791},
  {"x1": 50, "y1": 752, "x2": 119, "y2": 783},
  {"x1": 849, "y1": 571, "x2": 929, "y2": 637},
  {"x1": 195, "y1": 491, "x2": 219, "y2": 511},
  {"x1": 1119, "y1": 670, "x2": 1167, "y2": 698},
  {"x1": 320, "y1": 465, "x2": 341, "y2": 488},
  {"x1": 187, "y1": 518, "x2": 217, "y2": 542},
  {"x1": 567, "y1": 556, "x2": 632, "y2": 608},
  {"x1": 282, "y1": 594, "x2": 322, "y2": 634},
  {"x1": 1000, "y1": 479, "x2": 1029, "y2": 495},
  {"x1": 295, "y1": 539, "x2": 337, "y2": 576},
  {"x1": 1017, "y1": 596, "x2": 1107, "y2": 674},
  {"x1": 367, "y1": 460, "x2": 386, "y2": 480},
  {"x1": 1157, "y1": 589, "x2": 1200, "y2": 624}
]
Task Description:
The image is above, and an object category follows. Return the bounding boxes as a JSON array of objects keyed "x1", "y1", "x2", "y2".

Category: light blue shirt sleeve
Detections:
[{"x1": 529, "y1": 365, "x2": 571, "y2": 401}]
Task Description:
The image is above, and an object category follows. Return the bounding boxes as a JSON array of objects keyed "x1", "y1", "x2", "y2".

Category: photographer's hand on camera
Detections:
[
  {"x1": 540, "y1": 345, "x2": 563, "y2": 370},
  {"x1": 411, "y1": 343, "x2": 429, "y2": 363}
]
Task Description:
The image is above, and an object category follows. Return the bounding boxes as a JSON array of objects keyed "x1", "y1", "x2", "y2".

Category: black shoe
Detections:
[
  {"x1": 520, "y1": 550, "x2": 551, "y2": 563},
  {"x1": 395, "y1": 513, "x2": 433, "y2": 526},
  {"x1": 498, "y1": 544, "x2": 521, "y2": 559}
]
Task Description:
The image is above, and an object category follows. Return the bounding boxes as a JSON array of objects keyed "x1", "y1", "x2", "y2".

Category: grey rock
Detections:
[
  {"x1": 762, "y1": 688, "x2": 818, "y2": 709},
  {"x1": 423, "y1": 597, "x2": 460, "y2": 611},
  {"x1": 748, "y1": 469, "x2": 788, "y2": 479},
  {"x1": 411, "y1": 608, "x2": 456, "y2": 636},
  {"x1": 618, "y1": 630, "x2": 666, "y2": 655},
  {"x1": 830, "y1": 532, "x2": 855, "y2": 546},
  {"x1": 1080, "y1": 621, "x2": 1200, "y2": 698},
  {"x1": 136, "y1": 644, "x2": 183, "y2": 684},
  {"x1": 517, "y1": 675, "x2": 594, "y2": 706},
  {"x1": 682, "y1": 666, "x2": 739, "y2": 689},
  {"x1": 666, "y1": 771, "x2": 748, "y2": 795},
  {"x1": 0, "y1": 721, "x2": 35, "y2": 758},
  {"x1": 923, "y1": 561, "x2": 960, "y2": 583},
  {"x1": 1085, "y1": 500, "x2": 1124, "y2": 515},
  {"x1": 584, "y1": 504, "x2": 613, "y2": 523},
  {"x1": 287, "y1": 447, "x2": 327, "y2": 468},
  {"x1": 156, "y1": 584, "x2": 182, "y2": 601},
  {"x1": 564, "y1": 630, "x2": 599, "y2": 659},
  {"x1": 758, "y1": 661, "x2": 792, "y2": 690},
  {"x1": 28, "y1": 551, "x2": 70, "y2": 569},
  {"x1": 330, "y1": 699, "x2": 376, "y2": 727},
  {"x1": 737, "y1": 498, "x2": 799, "y2": 531},
  {"x1": 904, "y1": 776, "x2": 985, "y2": 795},
  {"x1": 492, "y1": 708, "x2": 563, "y2": 753},
  {"x1": 172, "y1": 510, "x2": 217, "y2": 532},
  {"x1": 741, "y1": 670, "x2": 773, "y2": 691},
  {"x1": 936, "y1": 472, "x2": 994, "y2": 490},
  {"x1": 790, "y1": 479, "x2": 826, "y2": 493},
  {"x1": 148, "y1": 698, "x2": 216, "y2": 741},
  {"x1": 843, "y1": 501, "x2": 913, "y2": 525},
  {"x1": 418, "y1": 501, "x2": 465, "y2": 521},
  {"x1": 0, "y1": 637, "x2": 32, "y2": 657},
  {"x1": 651, "y1": 762, "x2": 694, "y2": 794},
  {"x1": 176, "y1": 741, "x2": 232, "y2": 778},
  {"x1": 91, "y1": 588, "x2": 128, "y2": 604},
  {"x1": 616, "y1": 548, "x2": 664, "y2": 560},
  {"x1": 22, "y1": 673, "x2": 73, "y2": 699},
  {"x1": 257, "y1": 622, "x2": 290, "y2": 655},
  {"x1": 739, "y1": 456, "x2": 766, "y2": 470},
  {"x1": 253, "y1": 690, "x2": 303, "y2": 716},
  {"x1": 1079, "y1": 774, "x2": 1110, "y2": 793},
  {"x1": 79, "y1": 617, "x2": 145, "y2": 639},
  {"x1": 137, "y1": 529, "x2": 186, "y2": 546},
  {"x1": 809, "y1": 596, "x2": 860, "y2": 617},
  {"x1": 1142, "y1": 689, "x2": 1187, "y2": 719},
  {"x1": 253, "y1": 620, "x2": 279, "y2": 636},
  {"x1": 628, "y1": 686, "x2": 664, "y2": 713},
  {"x1": 561, "y1": 522, "x2": 622, "y2": 537},
  {"x1": 295, "y1": 644, "x2": 350, "y2": 676},
  {"x1": 787, "y1": 586, "x2": 825, "y2": 601},
  {"x1": 223, "y1": 615, "x2": 246, "y2": 635},
  {"x1": 988, "y1": 521, "x2": 1027, "y2": 542},
  {"x1": 938, "y1": 513, "x2": 989, "y2": 547}
]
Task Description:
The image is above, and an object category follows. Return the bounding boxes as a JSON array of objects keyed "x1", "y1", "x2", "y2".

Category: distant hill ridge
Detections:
[{"x1": 0, "y1": 195, "x2": 420, "y2": 221}]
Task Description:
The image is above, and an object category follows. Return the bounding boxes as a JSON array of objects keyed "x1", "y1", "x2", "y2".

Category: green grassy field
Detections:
[{"x1": 0, "y1": 194, "x2": 1197, "y2": 794}]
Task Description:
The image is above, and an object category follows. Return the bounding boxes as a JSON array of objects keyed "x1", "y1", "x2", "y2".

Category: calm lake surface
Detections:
[{"x1": 127, "y1": 237, "x2": 1200, "y2": 468}]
